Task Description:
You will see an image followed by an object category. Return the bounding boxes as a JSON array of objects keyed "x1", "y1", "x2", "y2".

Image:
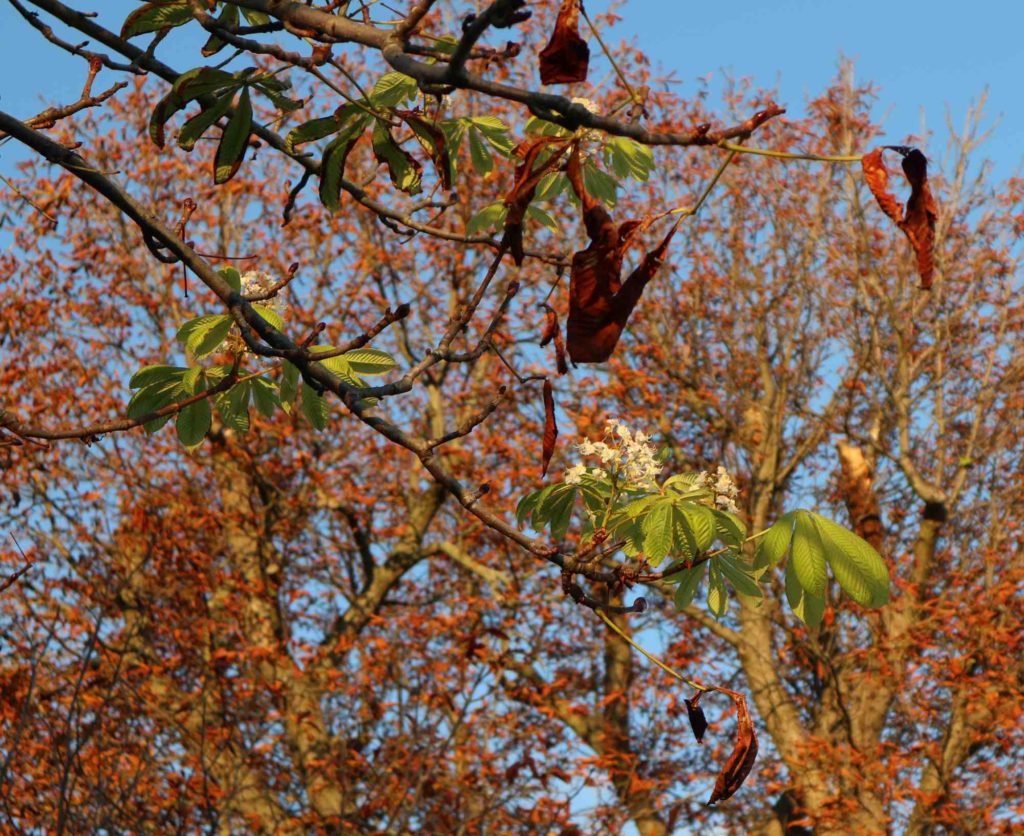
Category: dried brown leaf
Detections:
[
  {"x1": 541, "y1": 379, "x2": 558, "y2": 476},
  {"x1": 539, "y1": 304, "x2": 569, "y2": 375},
  {"x1": 685, "y1": 692, "x2": 708, "y2": 744},
  {"x1": 861, "y1": 146, "x2": 938, "y2": 289},
  {"x1": 501, "y1": 137, "x2": 569, "y2": 265},
  {"x1": 898, "y1": 148, "x2": 938, "y2": 289},
  {"x1": 861, "y1": 147, "x2": 902, "y2": 225},
  {"x1": 538, "y1": 0, "x2": 590, "y2": 85},
  {"x1": 564, "y1": 145, "x2": 677, "y2": 363},
  {"x1": 707, "y1": 688, "x2": 759, "y2": 805}
]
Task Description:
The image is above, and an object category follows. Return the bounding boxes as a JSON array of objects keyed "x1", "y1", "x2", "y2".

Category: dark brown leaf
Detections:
[
  {"x1": 685, "y1": 692, "x2": 708, "y2": 744},
  {"x1": 897, "y1": 148, "x2": 938, "y2": 289},
  {"x1": 539, "y1": 304, "x2": 559, "y2": 347},
  {"x1": 539, "y1": 0, "x2": 590, "y2": 85},
  {"x1": 501, "y1": 137, "x2": 569, "y2": 265},
  {"x1": 541, "y1": 379, "x2": 558, "y2": 476},
  {"x1": 538, "y1": 304, "x2": 569, "y2": 375},
  {"x1": 861, "y1": 146, "x2": 938, "y2": 289},
  {"x1": 565, "y1": 145, "x2": 677, "y2": 363},
  {"x1": 708, "y1": 688, "x2": 759, "y2": 805}
]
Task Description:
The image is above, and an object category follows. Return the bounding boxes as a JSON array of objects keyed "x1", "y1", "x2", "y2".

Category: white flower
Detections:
[
  {"x1": 716, "y1": 495, "x2": 740, "y2": 514},
  {"x1": 577, "y1": 439, "x2": 597, "y2": 456},
  {"x1": 714, "y1": 465, "x2": 738, "y2": 497},
  {"x1": 564, "y1": 463, "x2": 587, "y2": 485},
  {"x1": 240, "y1": 270, "x2": 286, "y2": 315},
  {"x1": 590, "y1": 468, "x2": 607, "y2": 480},
  {"x1": 596, "y1": 442, "x2": 618, "y2": 465},
  {"x1": 571, "y1": 97, "x2": 600, "y2": 115}
]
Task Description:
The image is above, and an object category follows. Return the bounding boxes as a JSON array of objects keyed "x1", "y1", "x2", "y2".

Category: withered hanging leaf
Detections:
[
  {"x1": 539, "y1": 304, "x2": 569, "y2": 375},
  {"x1": 565, "y1": 145, "x2": 677, "y2": 363},
  {"x1": 541, "y1": 379, "x2": 558, "y2": 476},
  {"x1": 539, "y1": 0, "x2": 590, "y2": 85},
  {"x1": 501, "y1": 137, "x2": 570, "y2": 265},
  {"x1": 539, "y1": 304, "x2": 559, "y2": 347},
  {"x1": 861, "y1": 146, "x2": 938, "y2": 289},
  {"x1": 685, "y1": 692, "x2": 708, "y2": 744},
  {"x1": 708, "y1": 688, "x2": 759, "y2": 805}
]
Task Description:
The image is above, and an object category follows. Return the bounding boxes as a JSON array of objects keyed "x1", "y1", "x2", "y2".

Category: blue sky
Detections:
[
  {"x1": 610, "y1": 0, "x2": 1024, "y2": 182},
  {"x1": 1, "y1": 0, "x2": 1022, "y2": 182}
]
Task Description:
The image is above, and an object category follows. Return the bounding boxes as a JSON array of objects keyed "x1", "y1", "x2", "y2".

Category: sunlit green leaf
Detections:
[
  {"x1": 129, "y1": 365, "x2": 187, "y2": 390},
  {"x1": 466, "y1": 202, "x2": 507, "y2": 235},
  {"x1": 214, "y1": 87, "x2": 252, "y2": 184},
  {"x1": 300, "y1": 381, "x2": 329, "y2": 430},
  {"x1": 122, "y1": 1, "x2": 192, "y2": 39},
  {"x1": 176, "y1": 398, "x2": 211, "y2": 447}
]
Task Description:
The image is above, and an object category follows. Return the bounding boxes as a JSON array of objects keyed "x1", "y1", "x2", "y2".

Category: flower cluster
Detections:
[
  {"x1": 692, "y1": 465, "x2": 740, "y2": 514},
  {"x1": 240, "y1": 270, "x2": 286, "y2": 315},
  {"x1": 564, "y1": 419, "x2": 662, "y2": 488}
]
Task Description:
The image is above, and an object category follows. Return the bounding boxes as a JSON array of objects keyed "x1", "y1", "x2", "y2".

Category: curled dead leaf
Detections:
[
  {"x1": 861, "y1": 146, "x2": 938, "y2": 289},
  {"x1": 539, "y1": 304, "x2": 569, "y2": 375},
  {"x1": 565, "y1": 144, "x2": 677, "y2": 363},
  {"x1": 541, "y1": 379, "x2": 558, "y2": 476},
  {"x1": 501, "y1": 137, "x2": 570, "y2": 265},
  {"x1": 539, "y1": 0, "x2": 590, "y2": 85},
  {"x1": 707, "y1": 687, "x2": 759, "y2": 805},
  {"x1": 685, "y1": 692, "x2": 708, "y2": 744}
]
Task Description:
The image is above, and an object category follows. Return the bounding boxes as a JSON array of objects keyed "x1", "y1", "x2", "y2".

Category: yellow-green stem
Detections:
[
  {"x1": 717, "y1": 140, "x2": 862, "y2": 163},
  {"x1": 597, "y1": 610, "x2": 708, "y2": 692}
]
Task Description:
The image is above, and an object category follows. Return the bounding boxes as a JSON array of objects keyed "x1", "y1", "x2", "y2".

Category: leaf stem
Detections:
[
  {"x1": 717, "y1": 140, "x2": 862, "y2": 163},
  {"x1": 668, "y1": 146, "x2": 739, "y2": 218},
  {"x1": 597, "y1": 610, "x2": 709, "y2": 692},
  {"x1": 580, "y1": 5, "x2": 644, "y2": 108}
]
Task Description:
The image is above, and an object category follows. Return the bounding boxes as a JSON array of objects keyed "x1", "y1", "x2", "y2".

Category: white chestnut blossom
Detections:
[
  {"x1": 563, "y1": 463, "x2": 588, "y2": 485},
  {"x1": 564, "y1": 419, "x2": 662, "y2": 488},
  {"x1": 712, "y1": 465, "x2": 740, "y2": 514},
  {"x1": 240, "y1": 270, "x2": 286, "y2": 315}
]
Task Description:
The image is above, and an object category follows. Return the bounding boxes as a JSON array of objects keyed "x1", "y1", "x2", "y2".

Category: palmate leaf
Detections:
[
  {"x1": 300, "y1": 381, "x2": 329, "y2": 430},
  {"x1": 673, "y1": 564, "x2": 705, "y2": 609},
  {"x1": 121, "y1": 1, "x2": 192, "y2": 39},
  {"x1": 199, "y1": 2, "x2": 238, "y2": 57},
  {"x1": 753, "y1": 509, "x2": 890, "y2": 624},
  {"x1": 176, "y1": 398, "x2": 211, "y2": 447},
  {"x1": 786, "y1": 558, "x2": 826, "y2": 627},
  {"x1": 149, "y1": 67, "x2": 239, "y2": 147},
  {"x1": 467, "y1": 127, "x2": 494, "y2": 175},
  {"x1": 707, "y1": 563, "x2": 729, "y2": 618},
  {"x1": 371, "y1": 121, "x2": 422, "y2": 194},
  {"x1": 279, "y1": 361, "x2": 300, "y2": 409},
  {"x1": 369, "y1": 71, "x2": 418, "y2": 107},
  {"x1": 466, "y1": 202, "x2": 507, "y2": 236},
  {"x1": 604, "y1": 136, "x2": 655, "y2": 182},
  {"x1": 129, "y1": 365, "x2": 188, "y2": 390},
  {"x1": 176, "y1": 314, "x2": 233, "y2": 359},
  {"x1": 177, "y1": 93, "x2": 232, "y2": 152},
  {"x1": 250, "y1": 376, "x2": 279, "y2": 418},
  {"x1": 341, "y1": 349, "x2": 397, "y2": 375},
  {"x1": 213, "y1": 87, "x2": 253, "y2": 184},
  {"x1": 791, "y1": 513, "x2": 828, "y2": 597},
  {"x1": 812, "y1": 515, "x2": 890, "y2": 607},
  {"x1": 215, "y1": 381, "x2": 251, "y2": 432},
  {"x1": 640, "y1": 501, "x2": 673, "y2": 565},
  {"x1": 126, "y1": 378, "x2": 186, "y2": 420},
  {"x1": 716, "y1": 552, "x2": 763, "y2": 600}
]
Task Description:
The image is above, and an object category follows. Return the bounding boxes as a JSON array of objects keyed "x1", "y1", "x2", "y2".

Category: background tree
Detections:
[{"x1": 1, "y1": 2, "x2": 1021, "y2": 833}]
